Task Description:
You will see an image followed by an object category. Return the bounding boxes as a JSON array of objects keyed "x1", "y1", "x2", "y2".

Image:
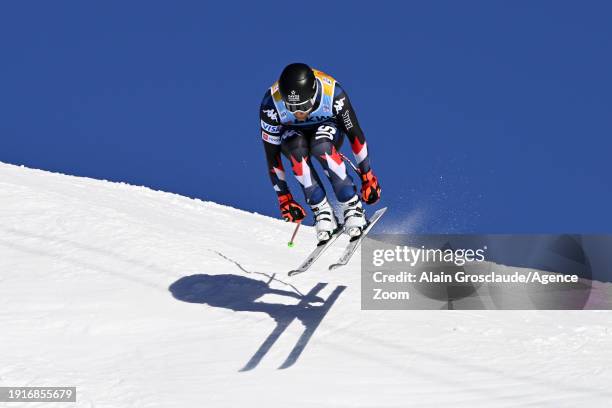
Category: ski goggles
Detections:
[{"x1": 284, "y1": 97, "x2": 315, "y2": 114}]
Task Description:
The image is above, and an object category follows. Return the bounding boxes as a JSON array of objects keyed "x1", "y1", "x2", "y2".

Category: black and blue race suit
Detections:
[{"x1": 260, "y1": 68, "x2": 372, "y2": 206}]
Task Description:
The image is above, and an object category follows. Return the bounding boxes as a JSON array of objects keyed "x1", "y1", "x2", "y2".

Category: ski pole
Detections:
[
  {"x1": 338, "y1": 152, "x2": 361, "y2": 175},
  {"x1": 287, "y1": 221, "x2": 301, "y2": 248}
]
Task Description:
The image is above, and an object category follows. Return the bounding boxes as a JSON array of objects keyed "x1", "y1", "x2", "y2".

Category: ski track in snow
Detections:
[{"x1": 1, "y1": 162, "x2": 611, "y2": 408}]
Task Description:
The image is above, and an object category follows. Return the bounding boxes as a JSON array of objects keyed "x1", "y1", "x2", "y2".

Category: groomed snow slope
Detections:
[{"x1": 1, "y1": 162, "x2": 611, "y2": 408}]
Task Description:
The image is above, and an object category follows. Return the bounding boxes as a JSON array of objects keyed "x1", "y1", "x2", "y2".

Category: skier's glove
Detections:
[
  {"x1": 360, "y1": 169, "x2": 381, "y2": 205},
  {"x1": 278, "y1": 193, "x2": 306, "y2": 223}
]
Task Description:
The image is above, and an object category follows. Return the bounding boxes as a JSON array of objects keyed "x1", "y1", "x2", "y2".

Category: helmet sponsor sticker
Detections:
[{"x1": 287, "y1": 90, "x2": 301, "y2": 103}]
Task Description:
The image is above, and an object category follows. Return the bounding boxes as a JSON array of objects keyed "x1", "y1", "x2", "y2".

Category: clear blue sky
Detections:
[{"x1": 1, "y1": 1, "x2": 610, "y2": 232}]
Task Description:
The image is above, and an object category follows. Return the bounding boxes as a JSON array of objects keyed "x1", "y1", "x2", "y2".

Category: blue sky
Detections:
[{"x1": 1, "y1": 1, "x2": 610, "y2": 232}]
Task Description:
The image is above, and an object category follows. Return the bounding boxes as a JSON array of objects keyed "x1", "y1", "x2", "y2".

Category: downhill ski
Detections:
[
  {"x1": 288, "y1": 229, "x2": 343, "y2": 276},
  {"x1": 328, "y1": 207, "x2": 387, "y2": 271}
]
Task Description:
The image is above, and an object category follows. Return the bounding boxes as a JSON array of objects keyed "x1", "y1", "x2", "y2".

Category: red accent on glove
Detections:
[
  {"x1": 360, "y1": 169, "x2": 381, "y2": 204},
  {"x1": 278, "y1": 194, "x2": 306, "y2": 223}
]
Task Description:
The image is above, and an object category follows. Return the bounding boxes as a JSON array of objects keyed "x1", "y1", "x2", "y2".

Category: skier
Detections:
[{"x1": 260, "y1": 63, "x2": 381, "y2": 242}]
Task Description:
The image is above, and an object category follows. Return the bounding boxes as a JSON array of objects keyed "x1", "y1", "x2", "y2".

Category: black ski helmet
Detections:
[{"x1": 278, "y1": 63, "x2": 318, "y2": 113}]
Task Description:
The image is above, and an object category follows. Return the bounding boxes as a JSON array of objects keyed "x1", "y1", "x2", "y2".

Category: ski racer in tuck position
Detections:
[{"x1": 260, "y1": 63, "x2": 382, "y2": 242}]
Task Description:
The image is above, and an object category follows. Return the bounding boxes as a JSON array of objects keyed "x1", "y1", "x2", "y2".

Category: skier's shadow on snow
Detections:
[{"x1": 169, "y1": 274, "x2": 346, "y2": 371}]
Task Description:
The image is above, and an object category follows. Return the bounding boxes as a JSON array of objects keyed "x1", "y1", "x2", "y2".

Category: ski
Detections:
[
  {"x1": 328, "y1": 207, "x2": 387, "y2": 271},
  {"x1": 288, "y1": 229, "x2": 343, "y2": 276}
]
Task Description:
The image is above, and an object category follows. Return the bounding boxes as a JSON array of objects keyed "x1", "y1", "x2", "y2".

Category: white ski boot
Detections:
[
  {"x1": 340, "y1": 195, "x2": 367, "y2": 237},
  {"x1": 310, "y1": 197, "x2": 339, "y2": 242}
]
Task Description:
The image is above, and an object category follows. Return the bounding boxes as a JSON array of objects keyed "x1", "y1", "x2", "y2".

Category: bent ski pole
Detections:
[{"x1": 287, "y1": 222, "x2": 301, "y2": 248}]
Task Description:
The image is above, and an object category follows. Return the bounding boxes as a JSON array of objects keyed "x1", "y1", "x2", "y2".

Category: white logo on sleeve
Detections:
[
  {"x1": 342, "y1": 110, "x2": 353, "y2": 130},
  {"x1": 333, "y1": 97, "x2": 345, "y2": 114},
  {"x1": 262, "y1": 109, "x2": 278, "y2": 122}
]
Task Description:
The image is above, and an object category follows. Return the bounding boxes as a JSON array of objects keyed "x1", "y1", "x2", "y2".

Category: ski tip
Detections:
[
  {"x1": 328, "y1": 264, "x2": 340, "y2": 271},
  {"x1": 372, "y1": 207, "x2": 388, "y2": 218}
]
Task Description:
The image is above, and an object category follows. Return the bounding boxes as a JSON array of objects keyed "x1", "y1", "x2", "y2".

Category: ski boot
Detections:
[
  {"x1": 340, "y1": 195, "x2": 367, "y2": 237},
  {"x1": 310, "y1": 197, "x2": 340, "y2": 243}
]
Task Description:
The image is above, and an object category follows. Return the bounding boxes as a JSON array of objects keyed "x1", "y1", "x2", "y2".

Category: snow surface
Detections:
[{"x1": 1, "y1": 162, "x2": 611, "y2": 408}]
